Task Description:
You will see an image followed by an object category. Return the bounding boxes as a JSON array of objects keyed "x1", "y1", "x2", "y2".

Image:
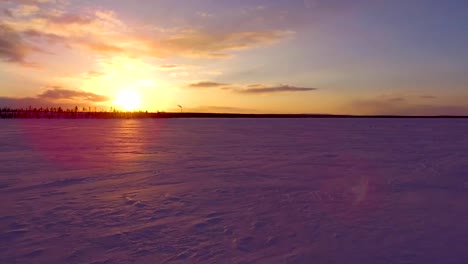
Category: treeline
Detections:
[
  {"x1": 3, "y1": 107, "x2": 467, "y2": 119},
  {"x1": 0, "y1": 107, "x2": 152, "y2": 119}
]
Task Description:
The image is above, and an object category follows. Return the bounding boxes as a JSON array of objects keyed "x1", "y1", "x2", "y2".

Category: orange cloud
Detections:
[
  {"x1": 186, "y1": 81, "x2": 318, "y2": 94},
  {"x1": 0, "y1": 85, "x2": 110, "y2": 108},
  {"x1": 188, "y1": 81, "x2": 229, "y2": 88},
  {"x1": 0, "y1": 0, "x2": 55, "y2": 2},
  {"x1": 0, "y1": 1, "x2": 293, "y2": 66},
  {"x1": 0, "y1": 24, "x2": 38, "y2": 66},
  {"x1": 237, "y1": 85, "x2": 318, "y2": 94},
  {"x1": 38, "y1": 86, "x2": 110, "y2": 102},
  {"x1": 342, "y1": 95, "x2": 468, "y2": 115},
  {"x1": 10, "y1": 4, "x2": 39, "y2": 17},
  {"x1": 158, "y1": 30, "x2": 292, "y2": 58}
]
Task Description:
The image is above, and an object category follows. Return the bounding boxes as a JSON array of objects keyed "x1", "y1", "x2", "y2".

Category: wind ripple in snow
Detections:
[{"x1": 1, "y1": 119, "x2": 468, "y2": 263}]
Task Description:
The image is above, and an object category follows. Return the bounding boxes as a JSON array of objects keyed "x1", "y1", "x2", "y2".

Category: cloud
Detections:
[
  {"x1": 159, "y1": 30, "x2": 292, "y2": 58},
  {"x1": 420, "y1": 95, "x2": 436, "y2": 99},
  {"x1": 80, "y1": 41, "x2": 124, "y2": 54},
  {"x1": 10, "y1": 4, "x2": 39, "y2": 17},
  {"x1": 387, "y1": 97, "x2": 405, "y2": 102},
  {"x1": 343, "y1": 97, "x2": 407, "y2": 115},
  {"x1": 188, "y1": 81, "x2": 229, "y2": 88},
  {"x1": 0, "y1": 23, "x2": 35, "y2": 65},
  {"x1": 46, "y1": 13, "x2": 94, "y2": 25},
  {"x1": 158, "y1": 64, "x2": 193, "y2": 71},
  {"x1": 409, "y1": 105, "x2": 468, "y2": 116},
  {"x1": 38, "y1": 86, "x2": 110, "y2": 102},
  {"x1": 3, "y1": 8, "x2": 12, "y2": 17},
  {"x1": 0, "y1": 0, "x2": 56, "y2": 4},
  {"x1": 196, "y1": 12, "x2": 213, "y2": 18},
  {"x1": 343, "y1": 96, "x2": 468, "y2": 115},
  {"x1": 185, "y1": 82, "x2": 318, "y2": 94},
  {"x1": 79, "y1": 70, "x2": 105, "y2": 79},
  {"x1": 183, "y1": 105, "x2": 257, "y2": 114},
  {"x1": 247, "y1": 84, "x2": 263, "y2": 88},
  {"x1": 22, "y1": 29, "x2": 65, "y2": 45},
  {"x1": 0, "y1": 85, "x2": 109, "y2": 109},
  {"x1": 160, "y1": 64, "x2": 180, "y2": 69},
  {"x1": 237, "y1": 85, "x2": 318, "y2": 94},
  {"x1": 0, "y1": 0, "x2": 294, "y2": 66},
  {"x1": 0, "y1": 5, "x2": 129, "y2": 64},
  {"x1": 84, "y1": 70, "x2": 105, "y2": 78}
]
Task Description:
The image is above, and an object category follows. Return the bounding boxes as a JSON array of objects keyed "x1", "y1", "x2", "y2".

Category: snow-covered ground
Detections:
[{"x1": 1, "y1": 119, "x2": 467, "y2": 263}]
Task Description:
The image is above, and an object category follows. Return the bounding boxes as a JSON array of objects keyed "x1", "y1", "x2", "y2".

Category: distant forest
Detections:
[
  {"x1": 0, "y1": 106, "x2": 153, "y2": 119},
  {"x1": 1, "y1": 107, "x2": 467, "y2": 119}
]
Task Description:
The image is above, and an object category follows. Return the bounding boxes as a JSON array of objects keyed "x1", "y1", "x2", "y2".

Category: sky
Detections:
[{"x1": 0, "y1": 0, "x2": 467, "y2": 114}]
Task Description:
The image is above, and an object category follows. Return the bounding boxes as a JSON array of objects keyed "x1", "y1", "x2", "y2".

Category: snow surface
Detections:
[{"x1": 1, "y1": 118, "x2": 467, "y2": 263}]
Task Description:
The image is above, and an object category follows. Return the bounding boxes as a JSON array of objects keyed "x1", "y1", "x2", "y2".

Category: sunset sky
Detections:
[{"x1": 1, "y1": 0, "x2": 467, "y2": 114}]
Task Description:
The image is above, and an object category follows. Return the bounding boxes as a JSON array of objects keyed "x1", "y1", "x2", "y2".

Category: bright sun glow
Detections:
[{"x1": 114, "y1": 90, "x2": 142, "y2": 111}]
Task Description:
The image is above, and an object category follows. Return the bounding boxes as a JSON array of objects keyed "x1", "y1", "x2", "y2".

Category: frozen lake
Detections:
[{"x1": 1, "y1": 119, "x2": 467, "y2": 263}]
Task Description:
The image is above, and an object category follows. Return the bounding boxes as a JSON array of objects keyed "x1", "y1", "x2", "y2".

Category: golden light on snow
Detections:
[{"x1": 114, "y1": 89, "x2": 142, "y2": 111}]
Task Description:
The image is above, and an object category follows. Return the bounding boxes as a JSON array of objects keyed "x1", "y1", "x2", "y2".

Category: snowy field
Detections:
[{"x1": 1, "y1": 118, "x2": 467, "y2": 263}]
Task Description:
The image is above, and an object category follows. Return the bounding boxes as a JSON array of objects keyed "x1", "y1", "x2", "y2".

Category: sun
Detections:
[{"x1": 114, "y1": 89, "x2": 142, "y2": 111}]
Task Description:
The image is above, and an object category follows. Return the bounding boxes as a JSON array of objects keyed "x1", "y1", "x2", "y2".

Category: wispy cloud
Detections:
[
  {"x1": 159, "y1": 30, "x2": 293, "y2": 58},
  {"x1": 2, "y1": 8, "x2": 12, "y2": 17},
  {"x1": 158, "y1": 64, "x2": 192, "y2": 71},
  {"x1": 38, "y1": 86, "x2": 110, "y2": 102},
  {"x1": 0, "y1": 24, "x2": 36, "y2": 65},
  {"x1": 188, "y1": 81, "x2": 229, "y2": 88},
  {"x1": 160, "y1": 64, "x2": 180, "y2": 69},
  {"x1": 0, "y1": 0, "x2": 56, "y2": 3},
  {"x1": 84, "y1": 70, "x2": 105, "y2": 78},
  {"x1": 186, "y1": 82, "x2": 318, "y2": 94},
  {"x1": 343, "y1": 95, "x2": 468, "y2": 115},
  {"x1": 22, "y1": 29, "x2": 65, "y2": 43},
  {"x1": 10, "y1": 4, "x2": 39, "y2": 17},
  {"x1": 184, "y1": 105, "x2": 257, "y2": 114},
  {"x1": 387, "y1": 97, "x2": 405, "y2": 102},
  {"x1": 46, "y1": 13, "x2": 94, "y2": 25},
  {"x1": 0, "y1": 85, "x2": 110, "y2": 108},
  {"x1": 237, "y1": 85, "x2": 318, "y2": 94},
  {"x1": 0, "y1": 1, "x2": 294, "y2": 66},
  {"x1": 0, "y1": 25, "x2": 24, "y2": 62}
]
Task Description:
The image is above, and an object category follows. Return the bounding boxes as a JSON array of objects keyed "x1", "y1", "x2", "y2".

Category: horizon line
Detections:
[{"x1": 1, "y1": 109, "x2": 468, "y2": 119}]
